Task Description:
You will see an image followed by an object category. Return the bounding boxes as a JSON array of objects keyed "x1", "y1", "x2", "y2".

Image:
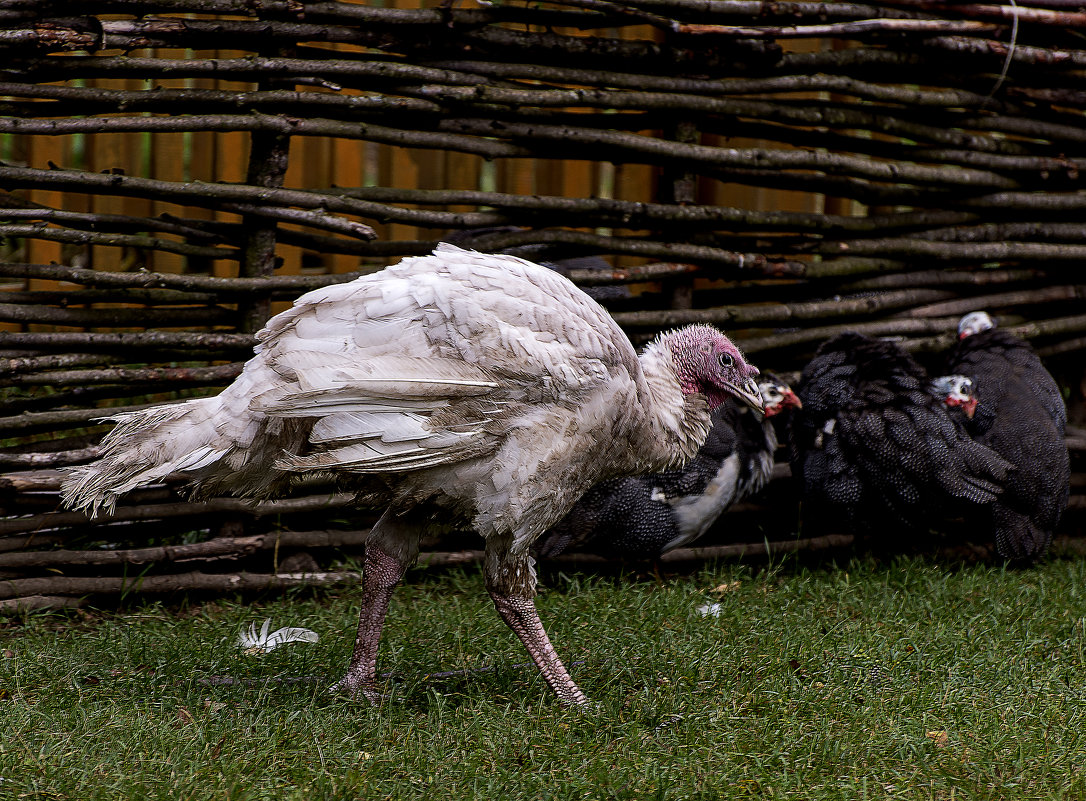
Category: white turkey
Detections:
[{"x1": 63, "y1": 244, "x2": 763, "y2": 706}]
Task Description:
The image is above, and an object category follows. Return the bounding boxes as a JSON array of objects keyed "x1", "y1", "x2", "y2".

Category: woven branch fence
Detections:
[{"x1": 1, "y1": 0, "x2": 1085, "y2": 612}]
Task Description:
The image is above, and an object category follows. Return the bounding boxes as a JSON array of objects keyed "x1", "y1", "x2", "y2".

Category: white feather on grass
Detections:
[
  {"x1": 696, "y1": 602, "x2": 723, "y2": 618},
  {"x1": 237, "y1": 618, "x2": 319, "y2": 654}
]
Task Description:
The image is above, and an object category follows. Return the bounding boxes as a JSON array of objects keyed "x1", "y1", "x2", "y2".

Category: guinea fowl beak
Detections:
[{"x1": 727, "y1": 377, "x2": 765, "y2": 416}]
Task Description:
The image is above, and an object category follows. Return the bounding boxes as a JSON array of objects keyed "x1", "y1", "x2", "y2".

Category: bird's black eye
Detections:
[{"x1": 718, "y1": 352, "x2": 734, "y2": 368}]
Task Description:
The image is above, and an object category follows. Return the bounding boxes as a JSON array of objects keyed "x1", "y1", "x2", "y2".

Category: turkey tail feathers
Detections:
[{"x1": 61, "y1": 398, "x2": 230, "y2": 517}]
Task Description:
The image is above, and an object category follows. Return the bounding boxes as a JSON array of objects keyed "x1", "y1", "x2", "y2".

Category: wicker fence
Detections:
[{"x1": 1, "y1": 0, "x2": 1085, "y2": 611}]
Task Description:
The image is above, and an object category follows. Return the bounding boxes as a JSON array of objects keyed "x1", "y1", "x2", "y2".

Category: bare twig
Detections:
[
  {"x1": 0, "y1": 595, "x2": 87, "y2": 613},
  {"x1": 0, "y1": 570, "x2": 360, "y2": 600},
  {"x1": 0, "y1": 528, "x2": 371, "y2": 569},
  {"x1": 0, "y1": 330, "x2": 255, "y2": 352},
  {"x1": 904, "y1": 285, "x2": 1086, "y2": 319},
  {"x1": 0, "y1": 493, "x2": 356, "y2": 536},
  {"x1": 610, "y1": 288, "x2": 956, "y2": 329}
]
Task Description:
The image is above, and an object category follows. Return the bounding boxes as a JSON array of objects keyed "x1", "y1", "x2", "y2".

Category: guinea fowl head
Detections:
[
  {"x1": 758, "y1": 374, "x2": 803, "y2": 418},
  {"x1": 957, "y1": 311, "x2": 995, "y2": 339},
  {"x1": 930, "y1": 374, "x2": 978, "y2": 419},
  {"x1": 664, "y1": 324, "x2": 762, "y2": 413}
]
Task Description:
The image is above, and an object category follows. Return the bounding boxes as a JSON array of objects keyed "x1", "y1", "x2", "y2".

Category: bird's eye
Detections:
[{"x1": 718, "y1": 352, "x2": 734, "y2": 368}]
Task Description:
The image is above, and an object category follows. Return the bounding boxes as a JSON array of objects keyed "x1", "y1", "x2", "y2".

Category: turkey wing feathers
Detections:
[{"x1": 246, "y1": 246, "x2": 646, "y2": 495}]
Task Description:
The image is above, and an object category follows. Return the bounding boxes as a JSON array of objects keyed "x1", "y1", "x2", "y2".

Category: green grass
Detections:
[{"x1": 3, "y1": 556, "x2": 1086, "y2": 800}]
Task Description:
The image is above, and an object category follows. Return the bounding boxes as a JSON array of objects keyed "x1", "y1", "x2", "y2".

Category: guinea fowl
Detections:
[
  {"x1": 928, "y1": 373, "x2": 997, "y2": 434},
  {"x1": 62, "y1": 243, "x2": 763, "y2": 706},
  {"x1": 790, "y1": 333, "x2": 1013, "y2": 538},
  {"x1": 928, "y1": 374, "x2": 979, "y2": 423},
  {"x1": 946, "y1": 311, "x2": 1070, "y2": 560},
  {"x1": 537, "y1": 374, "x2": 800, "y2": 560}
]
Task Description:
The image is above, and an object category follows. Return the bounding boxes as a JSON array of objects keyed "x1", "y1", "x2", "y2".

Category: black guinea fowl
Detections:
[
  {"x1": 946, "y1": 311, "x2": 1070, "y2": 561},
  {"x1": 537, "y1": 375, "x2": 801, "y2": 560},
  {"x1": 790, "y1": 332, "x2": 1013, "y2": 539}
]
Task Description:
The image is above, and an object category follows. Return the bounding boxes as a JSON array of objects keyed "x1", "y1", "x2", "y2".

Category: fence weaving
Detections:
[{"x1": 0, "y1": 0, "x2": 1084, "y2": 610}]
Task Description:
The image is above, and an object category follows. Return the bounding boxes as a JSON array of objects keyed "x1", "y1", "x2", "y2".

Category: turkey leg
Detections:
[
  {"x1": 333, "y1": 509, "x2": 419, "y2": 704},
  {"x1": 485, "y1": 543, "x2": 588, "y2": 706}
]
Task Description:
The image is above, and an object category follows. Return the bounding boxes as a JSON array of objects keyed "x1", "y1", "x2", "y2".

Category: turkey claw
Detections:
[{"x1": 329, "y1": 676, "x2": 387, "y2": 706}]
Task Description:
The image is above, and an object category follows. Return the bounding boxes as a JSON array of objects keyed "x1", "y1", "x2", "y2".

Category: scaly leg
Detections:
[
  {"x1": 333, "y1": 509, "x2": 419, "y2": 704},
  {"x1": 484, "y1": 540, "x2": 588, "y2": 706}
]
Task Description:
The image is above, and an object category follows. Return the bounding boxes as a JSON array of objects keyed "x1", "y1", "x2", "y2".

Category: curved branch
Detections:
[
  {"x1": 1, "y1": 363, "x2": 243, "y2": 388},
  {"x1": 0, "y1": 570, "x2": 360, "y2": 600},
  {"x1": 677, "y1": 18, "x2": 1001, "y2": 37},
  {"x1": 0, "y1": 493, "x2": 356, "y2": 537},
  {"x1": 0, "y1": 223, "x2": 237, "y2": 260},
  {"x1": 0, "y1": 288, "x2": 222, "y2": 306},
  {"x1": 0, "y1": 166, "x2": 511, "y2": 229},
  {"x1": 0, "y1": 261, "x2": 360, "y2": 294},
  {"x1": 739, "y1": 315, "x2": 964, "y2": 353},
  {"x1": 610, "y1": 288, "x2": 956, "y2": 329},
  {"x1": 0, "y1": 330, "x2": 255, "y2": 351},
  {"x1": 0, "y1": 114, "x2": 525, "y2": 160},
  {"x1": 819, "y1": 238, "x2": 1086, "y2": 261},
  {"x1": 442, "y1": 119, "x2": 1020, "y2": 189},
  {"x1": 0, "y1": 206, "x2": 229, "y2": 242},
  {"x1": 0, "y1": 303, "x2": 237, "y2": 328},
  {"x1": 904, "y1": 285, "x2": 1086, "y2": 319},
  {"x1": 444, "y1": 228, "x2": 808, "y2": 276}
]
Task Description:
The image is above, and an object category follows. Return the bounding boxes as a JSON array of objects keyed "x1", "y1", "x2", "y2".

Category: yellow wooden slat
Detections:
[
  {"x1": 25, "y1": 135, "x2": 66, "y2": 274},
  {"x1": 330, "y1": 137, "x2": 366, "y2": 274},
  {"x1": 147, "y1": 48, "x2": 196, "y2": 276}
]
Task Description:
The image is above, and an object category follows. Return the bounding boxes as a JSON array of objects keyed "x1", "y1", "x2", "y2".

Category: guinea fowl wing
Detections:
[{"x1": 793, "y1": 334, "x2": 1012, "y2": 530}]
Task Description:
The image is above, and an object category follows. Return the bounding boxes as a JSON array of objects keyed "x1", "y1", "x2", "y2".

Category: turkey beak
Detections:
[
  {"x1": 963, "y1": 397, "x2": 978, "y2": 419},
  {"x1": 727, "y1": 377, "x2": 764, "y2": 416}
]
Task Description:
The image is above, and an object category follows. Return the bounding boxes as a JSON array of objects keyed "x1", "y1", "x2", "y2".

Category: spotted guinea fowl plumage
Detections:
[
  {"x1": 62, "y1": 244, "x2": 763, "y2": 706},
  {"x1": 789, "y1": 332, "x2": 1013, "y2": 535},
  {"x1": 537, "y1": 375, "x2": 800, "y2": 560},
  {"x1": 946, "y1": 311, "x2": 1070, "y2": 561}
]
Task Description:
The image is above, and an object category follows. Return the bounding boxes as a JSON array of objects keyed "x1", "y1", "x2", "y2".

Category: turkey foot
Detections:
[
  {"x1": 332, "y1": 539, "x2": 410, "y2": 704},
  {"x1": 489, "y1": 593, "x2": 589, "y2": 706}
]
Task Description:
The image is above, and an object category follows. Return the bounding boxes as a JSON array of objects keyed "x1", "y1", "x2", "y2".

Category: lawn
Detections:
[{"x1": 2, "y1": 554, "x2": 1086, "y2": 800}]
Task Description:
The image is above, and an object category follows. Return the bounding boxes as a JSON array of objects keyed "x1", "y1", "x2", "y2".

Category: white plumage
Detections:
[
  {"x1": 237, "y1": 618, "x2": 319, "y2": 654},
  {"x1": 63, "y1": 244, "x2": 763, "y2": 706}
]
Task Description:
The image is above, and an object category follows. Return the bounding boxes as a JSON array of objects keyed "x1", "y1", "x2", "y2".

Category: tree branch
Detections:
[
  {"x1": 0, "y1": 493, "x2": 357, "y2": 537},
  {"x1": 0, "y1": 570, "x2": 360, "y2": 600},
  {"x1": 610, "y1": 288, "x2": 956, "y2": 329}
]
